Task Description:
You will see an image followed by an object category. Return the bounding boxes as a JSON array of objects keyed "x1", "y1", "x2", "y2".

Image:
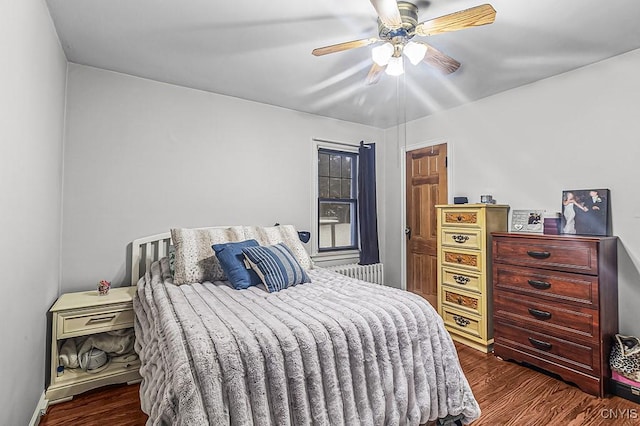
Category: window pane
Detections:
[
  {"x1": 319, "y1": 177, "x2": 330, "y2": 198},
  {"x1": 329, "y1": 178, "x2": 341, "y2": 198},
  {"x1": 329, "y1": 155, "x2": 341, "y2": 177},
  {"x1": 341, "y1": 156, "x2": 352, "y2": 178},
  {"x1": 317, "y1": 150, "x2": 358, "y2": 252},
  {"x1": 319, "y1": 153, "x2": 330, "y2": 177},
  {"x1": 341, "y1": 178, "x2": 352, "y2": 198},
  {"x1": 319, "y1": 202, "x2": 355, "y2": 249}
]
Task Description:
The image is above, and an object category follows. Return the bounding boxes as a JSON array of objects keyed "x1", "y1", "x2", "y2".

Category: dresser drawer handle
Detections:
[
  {"x1": 528, "y1": 279, "x2": 551, "y2": 290},
  {"x1": 452, "y1": 235, "x2": 469, "y2": 244},
  {"x1": 453, "y1": 275, "x2": 470, "y2": 285},
  {"x1": 86, "y1": 315, "x2": 116, "y2": 325},
  {"x1": 456, "y1": 256, "x2": 463, "y2": 263},
  {"x1": 528, "y1": 337, "x2": 552, "y2": 351},
  {"x1": 528, "y1": 308, "x2": 552, "y2": 320},
  {"x1": 456, "y1": 215, "x2": 463, "y2": 221},
  {"x1": 527, "y1": 250, "x2": 551, "y2": 259},
  {"x1": 453, "y1": 315, "x2": 470, "y2": 327}
]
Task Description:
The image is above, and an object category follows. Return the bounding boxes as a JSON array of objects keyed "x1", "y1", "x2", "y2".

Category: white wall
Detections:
[
  {"x1": 384, "y1": 48, "x2": 640, "y2": 335},
  {"x1": 61, "y1": 64, "x2": 385, "y2": 292},
  {"x1": 0, "y1": 1, "x2": 67, "y2": 424}
]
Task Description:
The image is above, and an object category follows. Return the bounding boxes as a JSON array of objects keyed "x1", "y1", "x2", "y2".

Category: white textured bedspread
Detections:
[{"x1": 134, "y1": 259, "x2": 480, "y2": 425}]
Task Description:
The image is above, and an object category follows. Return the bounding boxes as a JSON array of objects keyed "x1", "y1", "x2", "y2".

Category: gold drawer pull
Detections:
[
  {"x1": 453, "y1": 275, "x2": 470, "y2": 285},
  {"x1": 86, "y1": 315, "x2": 116, "y2": 325},
  {"x1": 453, "y1": 315, "x2": 470, "y2": 327},
  {"x1": 452, "y1": 234, "x2": 469, "y2": 244}
]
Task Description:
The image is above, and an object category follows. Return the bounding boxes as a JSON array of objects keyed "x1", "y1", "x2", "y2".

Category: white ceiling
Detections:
[{"x1": 46, "y1": 0, "x2": 640, "y2": 128}]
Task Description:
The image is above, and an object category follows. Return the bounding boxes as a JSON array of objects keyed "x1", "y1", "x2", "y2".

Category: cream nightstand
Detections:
[{"x1": 46, "y1": 286, "x2": 141, "y2": 404}]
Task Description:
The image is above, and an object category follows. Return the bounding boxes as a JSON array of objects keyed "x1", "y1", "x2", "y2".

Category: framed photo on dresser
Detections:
[
  {"x1": 561, "y1": 188, "x2": 610, "y2": 236},
  {"x1": 510, "y1": 209, "x2": 544, "y2": 233}
]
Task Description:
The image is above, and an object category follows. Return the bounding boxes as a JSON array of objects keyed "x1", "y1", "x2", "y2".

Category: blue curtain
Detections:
[{"x1": 358, "y1": 141, "x2": 380, "y2": 265}]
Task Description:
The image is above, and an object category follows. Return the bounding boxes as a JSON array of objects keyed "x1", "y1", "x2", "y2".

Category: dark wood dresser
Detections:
[{"x1": 492, "y1": 232, "x2": 618, "y2": 397}]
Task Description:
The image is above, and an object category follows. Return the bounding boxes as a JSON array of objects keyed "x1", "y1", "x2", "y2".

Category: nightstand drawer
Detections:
[
  {"x1": 441, "y1": 247, "x2": 482, "y2": 272},
  {"x1": 441, "y1": 228, "x2": 482, "y2": 250},
  {"x1": 58, "y1": 306, "x2": 134, "y2": 338}
]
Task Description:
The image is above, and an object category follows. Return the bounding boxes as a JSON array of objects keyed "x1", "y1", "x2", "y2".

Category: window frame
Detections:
[
  {"x1": 317, "y1": 147, "x2": 359, "y2": 253},
  {"x1": 310, "y1": 140, "x2": 361, "y2": 261}
]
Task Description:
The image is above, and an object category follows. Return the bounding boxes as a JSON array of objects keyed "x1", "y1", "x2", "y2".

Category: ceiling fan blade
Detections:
[
  {"x1": 419, "y1": 42, "x2": 461, "y2": 74},
  {"x1": 312, "y1": 38, "x2": 379, "y2": 56},
  {"x1": 369, "y1": 0, "x2": 403, "y2": 29},
  {"x1": 366, "y1": 62, "x2": 386, "y2": 85},
  {"x1": 415, "y1": 4, "x2": 496, "y2": 36}
]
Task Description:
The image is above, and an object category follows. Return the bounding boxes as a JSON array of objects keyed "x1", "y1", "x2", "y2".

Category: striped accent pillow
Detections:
[{"x1": 242, "y1": 243, "x2": 311, "y2": 292}]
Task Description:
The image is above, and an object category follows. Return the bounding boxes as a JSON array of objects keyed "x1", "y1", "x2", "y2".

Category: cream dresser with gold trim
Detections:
[{"x1": 436, "y1": 204, "x2": 508, "y2": 352}]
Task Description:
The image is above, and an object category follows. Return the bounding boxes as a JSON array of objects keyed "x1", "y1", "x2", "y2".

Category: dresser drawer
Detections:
[
  {"x1": 442, "y1": 307, "x2": 482, "y2": 339},
  {"x1": 442, "y1": 287, "x2": 482, "y2": 316},
  {"x1": 441, "y1": 248, "x2": 482, "y2": 272},
  {"x1": 441, "y1": 208, "x2": 483, "y2": 228},
  {"x1": 494, "y1": 292, "x2": 597, "y2": 340},
  {"x1": 494, "y1": 322, "x2": 599, "y2": 375},
  {"x1": 441, "y1": 228, "x2": 482, "y2": 250},
  {"x1": 494, "y1": 264, "x2": 598, "y2": 308},
  {"x1": 493, "y1": 236, "x2": 598, "y2": 275},
  {"x1": 58, "y1": 306, "x2": 134, "y2": 338},
  {"x1": 441, "y1": 267, "x2": 481, "y2": 293}
]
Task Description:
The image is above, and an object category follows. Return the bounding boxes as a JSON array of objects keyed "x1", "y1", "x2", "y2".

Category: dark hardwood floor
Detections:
[
  {"x1": 40, "y1": 382, "x2": 147, "y2": 426},
  {"x1": 40, "y1": 343, "x2": 639, "y2": 425},
  {"x1": 455, "y1": 344, "x2": 638, "y2": 425}
]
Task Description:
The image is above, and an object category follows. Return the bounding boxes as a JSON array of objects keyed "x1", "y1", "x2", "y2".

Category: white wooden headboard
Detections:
[{"x1": 131, "y1": 232, "x2": 171, "y2": 285}]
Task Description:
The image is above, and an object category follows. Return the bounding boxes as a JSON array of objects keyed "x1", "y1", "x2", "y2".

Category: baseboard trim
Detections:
[{"x1": 29, "y1": 391, "x2": 49, "y2": 426}]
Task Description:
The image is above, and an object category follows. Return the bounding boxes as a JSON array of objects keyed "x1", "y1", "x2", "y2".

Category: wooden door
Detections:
[{"x1": 405, "y1": 143, "x2": 448, "y2": 307}]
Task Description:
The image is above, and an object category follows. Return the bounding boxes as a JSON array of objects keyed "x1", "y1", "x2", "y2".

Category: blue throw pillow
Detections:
[
  {"x1": 242, "y1": 243, "x2": 311, "y2": 293},
  {"x1": 212, "y1": 240, "x2": 262, "y2": 289}
]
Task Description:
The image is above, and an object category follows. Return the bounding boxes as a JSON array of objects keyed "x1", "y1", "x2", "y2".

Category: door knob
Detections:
[{"x1": 404, "y1": 227, "x2": 412, "y2": 240}]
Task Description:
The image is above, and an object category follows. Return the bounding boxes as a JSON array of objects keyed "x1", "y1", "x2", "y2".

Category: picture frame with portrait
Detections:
[
  {"x1": 560, "y1": 189, "x2": 610, "y2": 236},
  {"x1": 511, "y1": 210, "x2": 544, "y2": 233}
]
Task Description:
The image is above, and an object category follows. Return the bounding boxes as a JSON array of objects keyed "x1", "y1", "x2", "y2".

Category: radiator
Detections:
[{"x1": 325, "y1": 263, "x2": 384, "y2": 285}]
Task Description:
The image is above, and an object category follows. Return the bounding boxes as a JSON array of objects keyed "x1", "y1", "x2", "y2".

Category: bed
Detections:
[{"x1": 131, "y1": 225, "x2": 480, "y2": 425}]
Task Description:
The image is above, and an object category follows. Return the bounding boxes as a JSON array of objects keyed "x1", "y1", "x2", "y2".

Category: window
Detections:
[{"x1": 317, "y1": 148, "x2": 358, "y2": 251}]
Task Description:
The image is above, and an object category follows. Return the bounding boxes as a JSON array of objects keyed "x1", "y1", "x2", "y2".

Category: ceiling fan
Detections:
[{"x1": 312, "y1": 0, "x2": 496, "y2": 85}]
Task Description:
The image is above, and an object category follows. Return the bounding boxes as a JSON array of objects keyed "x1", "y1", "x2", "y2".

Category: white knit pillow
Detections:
[{"x1": 170, "y1": 226, "x2": 245, "y2": 285}]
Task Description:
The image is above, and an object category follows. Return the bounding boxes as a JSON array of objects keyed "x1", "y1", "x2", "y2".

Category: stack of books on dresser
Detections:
[{"x1": 543, "y1": 212, "x2": 561, "y2": 235}]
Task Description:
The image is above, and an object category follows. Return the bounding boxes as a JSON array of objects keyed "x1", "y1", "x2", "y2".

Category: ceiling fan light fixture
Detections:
[
  {"x1": 385, "y1": 56, "x2": 404, "y2": 76},
  {"x1": 403, "y1": 41, "x2": 428, "y2": 65},
  {"x1": 371, "y1": 42, "x2": 394, "y2": 66}
]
